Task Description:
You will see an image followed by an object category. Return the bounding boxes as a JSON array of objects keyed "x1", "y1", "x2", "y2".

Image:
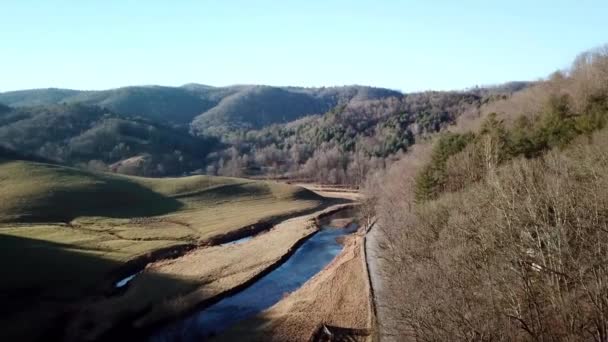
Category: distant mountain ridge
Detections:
[
  {"x1": 0, "y1": 82, "x2": 530, "y2": 178},
  {"x1": 0, "y1": 84, "x2": 403, "y2": 133},
  {"x1": 0, "y1": 103, "x2": 218, "y2": 176}
]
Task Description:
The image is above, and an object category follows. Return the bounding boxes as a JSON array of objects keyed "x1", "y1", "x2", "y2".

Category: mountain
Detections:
[
  {"x1": 0, "y1": 102, "x2": 10, "y2": 114},
  {"x1": 0, "y1": 88, "x2": 81, "y2": 107},
  {"x1": 366, "y1": 46, "x2": 608, "y2": 341},
  {"x1": 190, "y1": 85, "x2": 403, "y2": 135},
  {"x1": 0, "y1": 145, "x2": 53, "y2": 164},
  {"x1": 0, "y1": 103, "x2": 218, "y2": 176},
  {"x1": 67, "y1": 86, "x2": 219, "y2": 123},
  {"x1": 204, "y1": 90, "x2": 489, "y2": 182},
  {"x1": 191, "y1": 86, "x2": 328, "y2": 135},
  {"x1": 0, "y1": 85, "x2": 402, "y2": 132},
  {"x1": 0, "y1": 86, "x2": 217, "y2": 124},
  {"x1": 0, "y1": 83, "x2": 520, "y2": 179}
]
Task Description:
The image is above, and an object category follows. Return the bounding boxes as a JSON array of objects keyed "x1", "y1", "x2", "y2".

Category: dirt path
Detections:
[{"x1": 214, "y1": 229, "x2": 373, "y2": 342}]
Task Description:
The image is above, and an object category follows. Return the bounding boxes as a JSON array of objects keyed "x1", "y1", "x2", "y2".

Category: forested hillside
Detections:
[
  {"x1": 1, "y1": 83, "x2": 522, "y2": 180},
  {"x1": 0, "y1": 86, "x2": 229, "y2": 124},
  {"x1": 0, "y1": 84, "x2": 401, "y2": 128},
  {"x1": 190, "y1": 85, "x2": 403, "y2": 135},
  {"x1": 203, "y1": 90, "x2": 515, "y2": 184},
  {"x1": 0, "y1": 103, "x2": 218, "y2": 176},
  {"x1": 367, "y1": 46, "x2": 608, "y2": 341}
]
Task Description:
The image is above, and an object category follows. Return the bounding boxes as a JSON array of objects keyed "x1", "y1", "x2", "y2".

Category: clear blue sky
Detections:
[{"x1": 2, "y1": 0, "x2": 607, "y2": 92}]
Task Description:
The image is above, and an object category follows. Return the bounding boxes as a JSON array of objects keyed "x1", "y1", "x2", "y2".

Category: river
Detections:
[{"x1": 150, "y1": 223, "x2": 358, "y2": 341}]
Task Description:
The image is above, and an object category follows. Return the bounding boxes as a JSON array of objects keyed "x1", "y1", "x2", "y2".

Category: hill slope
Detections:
[
  {"x1": 0, "y1": 86, "x2": 217, "y2": 124},
  {"x1": 0, "y1": 88, "x2": 81, "y2": 107},
  {"x1": 0, "y1": 160, "x2": 182, "y2": 222},
  {"x1": 190, "y1": 85, "x2": 403, "y2": 135},
  {"x1": 1, "y1": 86, "x2": 506, "y2": 180},
  {"x1": 0, "y1": 158, "x2": 325, "y2": 341},
  {"x1": 2, "y1": 84, "x2": 524, "y2": 182},
  {"x1": 0, "y1": 103, "x2": 219, "y2": 176},
  {"x1": 0, "y1": 84, "x2": 402, "y2": 130},
  {"x1": 367, "y1": 46, "x2": 608, "y2": 341},
  {"x1": 0, "y1": 159, "x2": 320, "y2": 223}
]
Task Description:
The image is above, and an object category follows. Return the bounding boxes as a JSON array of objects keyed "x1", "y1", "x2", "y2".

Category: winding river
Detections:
[{"x1": 150, "y1": 223, "x2": 358, "y2": 341}]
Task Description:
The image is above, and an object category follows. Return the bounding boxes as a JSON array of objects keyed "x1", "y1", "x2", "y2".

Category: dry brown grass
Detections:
[
  {"x1": 214, "y1": 231, "x2": 372, "y2": 342},
  {"x1": 363, "y1": 48, "x2": 608, "y2": 341},
  {"x1": 295, "y1": 183, "x2": 362, "y2": 201},
  {"x1": 0, "y1": 160, "x2": 326, "y2": 341}
]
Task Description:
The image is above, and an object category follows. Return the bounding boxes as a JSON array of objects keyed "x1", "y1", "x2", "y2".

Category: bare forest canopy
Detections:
[
  {"x1": 0, "y1": 83, "x2": 527, "y2": 180},
  {"x1": 365, "y1": 45, "x2": 608, "y2": 340}
]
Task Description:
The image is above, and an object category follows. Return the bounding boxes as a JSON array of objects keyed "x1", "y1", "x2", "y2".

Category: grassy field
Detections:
[
  {"x1": 72, "y1": 206, "x2": 350, "y2": 340},
  {"x1": 0, "y1": 159, "x2": 325, "y2": 341}
]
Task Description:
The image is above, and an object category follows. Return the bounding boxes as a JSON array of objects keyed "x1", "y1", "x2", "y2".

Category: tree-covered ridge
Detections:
[
  {"x1": 369, "y1": 45, "x2": 608, "y2": 341},
  {"x1": 0, "y1": 84, "x2": 403, "y2": 129},
  {"x1": 0, "y1": 102, "x2": 11, "y2": 114},
  {"x1": 0, "y1": 86, "x2": 220, "y2": 124},
  {"x1": 0, "y1": 84, "x2": 522, "y2": 180},
  {"x1": 203, "y1": 90, "x2": 499, "y2": 184},
  {"x1": 0, "y1": 103, "x2": 218, "y2": 176},
  {"x1": 0, "y1": 88, "x2": 81, "y2": 107},
  {"x1": 414, "y1": 49, "x2": 608, "y2": 201}
]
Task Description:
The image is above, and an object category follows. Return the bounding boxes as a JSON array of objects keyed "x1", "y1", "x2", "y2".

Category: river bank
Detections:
[
  {"x1": 212, "y1": 225, "x2": 373, "y2": 341},
  {"x1": 66, "y1": 203, "x2": 355, "y2": 341}
]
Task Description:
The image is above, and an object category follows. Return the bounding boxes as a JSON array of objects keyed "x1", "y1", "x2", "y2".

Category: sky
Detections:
[{"x1": 1, "y1": 0, "x2": 607, "y2": 92}]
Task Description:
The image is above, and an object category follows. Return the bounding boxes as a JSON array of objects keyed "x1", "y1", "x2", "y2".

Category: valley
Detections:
[
  {"x1": 0, "y1": 156, "x2": 373, "y2": 341},
  {"x1": 2, "y1": 5, "x2": 607, "y2": 339},
  {"x1": 0, "y1": 158, "x2": 365, "y2": 340}
]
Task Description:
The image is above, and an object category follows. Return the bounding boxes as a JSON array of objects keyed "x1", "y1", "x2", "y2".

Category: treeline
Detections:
[
  {"x1": 368, "y1": 45, "x2": 608, "y2": 340},
  {"x1": 415, "y1": 91, "x2": 606, "y2": 201},
  {"x1": 0, "y1": 103, "x2": 219, "y2": 176},
  {"x1": 204, "y1": 91, "x2": 497, "y2": 184},
  {"x1": 0, "y1": 90, "x2": 489, "y2": 181},
  {"x1": 189, "y1": 85, "x2": 402, "y2": 135},
  {"x1": 0, "y1": 84, "x2": 417, "y2": 179},
  {"x1": 0, "y1": 83, "x2": 527, "y2": 181}
]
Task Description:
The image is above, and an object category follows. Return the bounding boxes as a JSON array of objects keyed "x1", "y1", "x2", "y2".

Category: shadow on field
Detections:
[
  {"x1": 16, "y1": 175, "x2": 185, "y2": 223},
  {"x1": 0, "y1": 147, "x2": 53, "y2": 164},
  {"x1": 172, "y1": 182, "x2": 269, "y2": 201},
  {"x1": 1, "y1": 199, "x2": 356, "y2": 341},
  {"x1": 0, "y1": 234, "x2": 200, "y2": 342}
]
